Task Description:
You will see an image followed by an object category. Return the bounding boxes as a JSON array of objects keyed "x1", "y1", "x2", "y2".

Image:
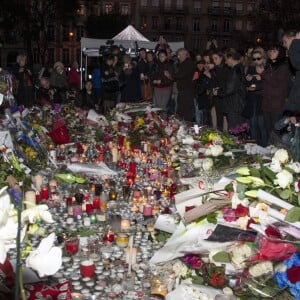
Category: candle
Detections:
[
  {"x1": 40, "y1": 186, "x2": 49, "y2": 200},
  {"x1": 111, "y1": 147, "x2": 118, "y2": 163},
  {"x1": 85, "y1": 203, "x2": 93, "y2": 215},
  {"x1": 143, "y1": 204, "x2": 153, "y2": 217},
  {"x1": 128, "y1": 162, "x2": 137, "y2": 176},
  {"x1": 121, "y1": 219, "x2": 131, "y2": 231},
  {"x1": 34, "y1": 174, "x2": 43, "y2": 191},
  {"x1": 109, "y1": 190, "x2": 117, "y2": 201},
  {"x1": 84, "y1": 217, "x2": 91, "y2": 227},
  {"x1": 25, "y1": 191, "x2": 36, "y2": 208},
  {"x1": 93, "y1": 197, "x2": 100, "y2": 209},
  {"x1": 125, "y1": 246, "x2": 137, "y2": 266},
  {"x1": 72, "y1": 205, "x2": 82, "y2": 218}
]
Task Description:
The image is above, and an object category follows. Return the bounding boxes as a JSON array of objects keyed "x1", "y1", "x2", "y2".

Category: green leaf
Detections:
[
  {"x1": 212, "y1": 251, "x2": 230, "y2": 262},
  {"x1": 249, "y1": 166, "x2": 261, "y2": 178},
  {"x1": 207, "y1": 212, "x2": 217, "y2": 224},
  {"x1": 298, "y1": 194, "x2": 300, "y2": 206},
  {"x1": 245, "y1": 190, "x2": 258, "y2": 198},
  {"x1": 279, "y1": 189, "x2": 291, "y2": 200},
  {"x1": 236, "y1": 177, "x2": 253, "y2": 184},
  {"x1": 284, "y1": 207, "x2": 300, "y2": 223},
  {"x1": 236, "y1": 167, "x2": 250, "y2": 176},
  {"x1": 248, "y1": 176, "x2": 265, "y2": 187}
]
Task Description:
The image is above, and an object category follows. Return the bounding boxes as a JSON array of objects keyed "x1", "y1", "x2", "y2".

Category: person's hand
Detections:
[
  {"x1": 296, "y1": 32, "x2": 300, "y2": 39},
  {"x1": 212, "y1": 87, "x2": 219, "y2": 96},
  {"x1": 246, "y1": 74, "x2": 253, "y2": 81},
  {"x1": 254, "y1": 74, "x2": 261, "y2": 81},
  {"x1": 104, "y1": 71, "x2": 109, "y2": 75},
  {"x1": 164, "y1": 70, "x2": 171, "y2": 79},
  {"x1": 247, "y1": 86, "x2": 256, "y2": 91},
  {"x1": 256, "y1": 66, "x2": 264, "y2": 74},
  {"x1": 204, "y1": 70, "x2": 211, "y2": 78}
]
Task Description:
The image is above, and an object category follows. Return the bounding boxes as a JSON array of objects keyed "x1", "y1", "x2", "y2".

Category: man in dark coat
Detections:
[
  {"x1": 283, "y1": 29, "x2": 300, "y2": 111},
  {"x1": 222, "y1": 48, "x2": 247, "y2": 129},
  {"x1": 167, "y1": 48, "x2": 195, "y2": 122}
]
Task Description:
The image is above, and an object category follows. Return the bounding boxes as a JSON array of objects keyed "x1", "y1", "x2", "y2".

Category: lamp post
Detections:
[{"x1": 69, "y1": 31, "x2": 75, "y2": 64}]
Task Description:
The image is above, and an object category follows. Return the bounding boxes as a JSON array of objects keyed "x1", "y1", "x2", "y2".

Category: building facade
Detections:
[{"x1": 0, "y1": 0, "x2": 259, "y2": 68}]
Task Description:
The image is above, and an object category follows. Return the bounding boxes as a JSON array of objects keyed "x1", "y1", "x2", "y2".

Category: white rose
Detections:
[
  {"x1": 231, "y1": 244, "x2": 252, "y2": 268},
  {"x1": 274, "y1": 169, "x2": 293, "y2": 189},
  {"x1": 269, "y1": 158, "x2": 282, "y2": 173},
  {"x1": 202, "y1": 158, "x2": 214, "y2": 172},
  {"x1": 173, "y1": 260, "x2": 188, "y2": 277},
  {"x1": 236, "y1": 216, "x2": 250, "y2": 230},
  {"x1": 204, "y1": 148, "x2": 212, "y2": 156},
  {"x1": 210, "y1": 145, "x2": 223, "y2": 157},
  {"x1": 273, "y1": 149, "x2": 289, "y2": 164},
  {"x1": 249, "y1": 261, "x2": 273, "y2": 277},
  {"x1": 193, "y1": 158, "x2": 203, "y2": 169}
]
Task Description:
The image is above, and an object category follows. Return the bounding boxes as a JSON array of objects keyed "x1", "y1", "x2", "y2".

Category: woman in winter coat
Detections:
[
  {"x1": 152, "y1": 50, "x2": 174, "y2": 118},
  {"x1": 243, "y1": 48, "x2": 268, "y2": 146},
  {"x1": 210, "y1": 49, "x2": 230, "y2": 131},
  {"x1": 262, "y1": 45, "x2": 291, "y2": 142}
]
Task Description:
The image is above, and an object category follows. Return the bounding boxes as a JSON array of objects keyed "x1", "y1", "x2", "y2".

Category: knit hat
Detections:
[{"x1": 53, "y1": 61, "x2": 64, "y2": 70}]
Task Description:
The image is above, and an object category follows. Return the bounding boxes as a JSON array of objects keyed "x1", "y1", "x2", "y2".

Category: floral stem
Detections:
[{"x1": 19, "y1": 266, "x2": 26, "y2": 300}]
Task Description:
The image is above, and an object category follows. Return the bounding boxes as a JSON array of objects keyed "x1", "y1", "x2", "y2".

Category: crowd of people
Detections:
[{"x1": 8, "y1": 30, "x2": 300, "y2": 148}]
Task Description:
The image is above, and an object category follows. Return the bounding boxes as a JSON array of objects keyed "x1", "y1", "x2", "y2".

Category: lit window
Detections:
[
  {"x1": 77, "y1": 4, "x2": 86, "y2": 16},
  {"x1": 121, "y1": 4, "x2": 129, "y2": 15},
  {"x1": 104, "y1": 3, "x2": 113, "y2": 13}
]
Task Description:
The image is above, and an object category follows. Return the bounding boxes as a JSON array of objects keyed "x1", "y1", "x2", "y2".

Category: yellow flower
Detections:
[
  {"x1": 135, "y1": 117, "x2": 144, "y2": 129},
  {"x1": 208, "y1": 132, "x2": 217, "y2": 140}
]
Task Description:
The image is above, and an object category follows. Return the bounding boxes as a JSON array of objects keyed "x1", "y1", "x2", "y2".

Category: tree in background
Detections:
[{"x1": 0, "y1": 0, "x2": 78, "y2": 67}]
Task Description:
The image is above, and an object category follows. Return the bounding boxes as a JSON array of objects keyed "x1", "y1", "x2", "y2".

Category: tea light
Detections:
[
  {"x1": 143, "y1": 204, "x2": 153, "y2": 217},
  {"x1": 25, "y1": 190, "x2": 36, "y2": 207},
  {"x1": 83, "y1": 217, "x2": 91, "y2": 227},
  {"x1": 121, "y1": 219, "x2": 131, "y2": 231},
  {"x1": 40, "y1": 186, "x2": 49, "y2": 200},
  {"x1": 111, "y1": 147, "x2": 118, "y2": 163},
  {"x1": 109, "y1": 190, "x2": 117, "y2": 201},
  {"x1": 116, "y1": 233, "x2": 129, "y2": 247}
]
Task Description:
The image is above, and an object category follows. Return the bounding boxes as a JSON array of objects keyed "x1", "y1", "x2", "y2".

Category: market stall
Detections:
[{"x1": 0, "y1": 103, "x2": 299, "y2": 299}]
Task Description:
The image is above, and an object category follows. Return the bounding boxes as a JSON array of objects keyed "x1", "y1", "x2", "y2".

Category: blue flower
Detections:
[
  {"x1": 283, "y1": 253, "x2": 300, "y2": 268},
  {"x1": 274, "y1": 271, "x2": 288, "y2": 288},
  {"x1": 9, "y1": 187, "x2": 22, "y2": 205}
]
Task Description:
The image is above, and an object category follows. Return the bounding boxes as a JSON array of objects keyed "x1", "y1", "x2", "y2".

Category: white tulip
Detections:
[
  {"x1": 249, "y1": 261, "x2": 273, "y2": 277},
  {"x1": 273, "y1": 149, "x2": 289, "y2": 164},
  {"x1": 210, "y1": 145, "x2": 223, "y2": 157},
  {"x1": 0, "y1": 187, "x2": 11, "y2": 226},
  {"x1": 274, "y1": 169, "x2": 294, "y2": 189},
  {"x1": 269, "y1": 158, "x2": 282, "y2": 173},
  {"x1": 202, "y1": 158, "x2": 214, "y2": 172}
]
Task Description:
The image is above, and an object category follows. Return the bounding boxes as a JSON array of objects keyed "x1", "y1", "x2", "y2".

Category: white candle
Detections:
[
  {"x1": 111, "y1": 147, "x2": 118, "y2": 163},
  {"x1": 25, "y1": 191, "x2": 36, "y2": 208},
  {"x1": 34, "y1": 175, "x2": 43, "y2": 192},
  {"x1": 125, "y1": 247, "x2": 137, "y2": 265}
]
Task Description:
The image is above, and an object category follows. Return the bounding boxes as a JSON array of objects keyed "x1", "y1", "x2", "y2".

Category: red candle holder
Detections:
[
  {"x1": 86, "y1": 203, "x2": 93, "y2": 215},
  {"x1": 128, "y1": 162, "x2": 137, "y2": 176},
  {"x1": 40, "y1": 187, "x2": 49, "y2": 200},
  {"x1": 92, "y1": 197, "x2": 100, "y2": 210}
]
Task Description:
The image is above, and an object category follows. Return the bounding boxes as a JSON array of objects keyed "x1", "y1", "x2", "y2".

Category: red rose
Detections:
[
  {"x1": 265, "y1": 225, "x2": 281, "y2": 239},
  {"x1": 287, "y1": 266, "x2": 300, "y2": 284},
  {"x1": 209, "y1": 272, "x2": 225, "y2": 287},
  {"x1": 235, "y1": 204, "x2": 249, "y2": 217}
]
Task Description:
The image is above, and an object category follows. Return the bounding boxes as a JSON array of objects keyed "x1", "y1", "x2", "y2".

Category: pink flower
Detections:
[
  {"x1": 222, "y1": 207, "x2": 236, "y2": 222},
  {"x1": 235, "y1": 204, "x2": 249, "y2": 217}
]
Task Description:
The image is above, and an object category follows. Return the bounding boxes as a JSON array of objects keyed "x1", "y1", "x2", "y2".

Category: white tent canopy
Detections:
[
  {"x1": 112, "y1": 25, "x2": 149, "y2": 42},
  {"x1": 80, "y1": 25, "x2": 184, "y2": 86}
]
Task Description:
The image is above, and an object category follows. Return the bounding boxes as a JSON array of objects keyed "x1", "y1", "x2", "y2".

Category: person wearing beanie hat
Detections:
[{"x1": 50, "y1": 61, "x2": 68, "y2": 103}]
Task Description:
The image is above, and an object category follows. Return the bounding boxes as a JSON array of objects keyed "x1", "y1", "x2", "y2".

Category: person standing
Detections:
[
  {"x1": 261, "y1": 45, "x2": 291, "y2": 142},
  {"x1": 211, "y1": 49, "x2": 229, "y2": 131},
  {"x1": 152, "y1": 50, "x2": 173, "y2": 118},
  {"x1": 243, "y1": 48, "x2": 268, "y2": 146},
  {"x1": 13, "y1": 54, "x2": 34, "y2": 107},
  {"x1": 282, "y1": 29, "x2": 300, "y2": 112},
  {"x1": 50, "y1": 61, "x2": 68, "y2": 103},
  {"x1": 223, "y1": 48, "x2": 247, "y2": 129},
  {"x1": 168, "y1": 48, "x2": 195, "y2": 122},
  {"x1": 67, "y1": 61, "x2": 80, "y2": 90}
]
